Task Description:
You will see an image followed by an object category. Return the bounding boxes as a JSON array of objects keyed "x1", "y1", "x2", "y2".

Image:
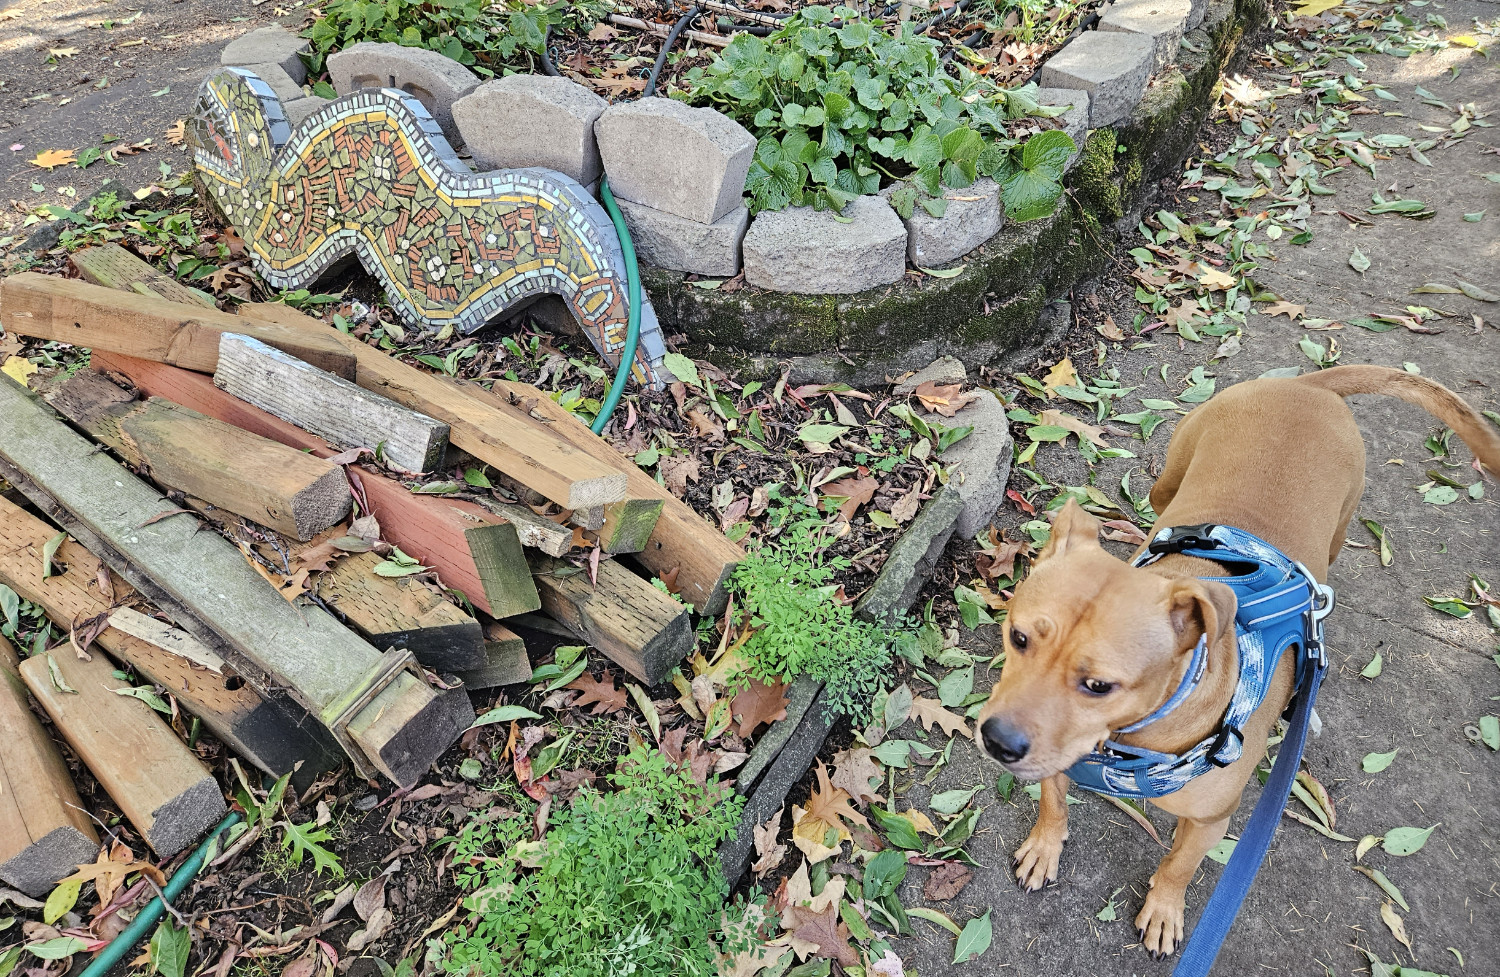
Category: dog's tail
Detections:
[{"x1": 1298, "y1": 365, "x2": 1500, "y2": 474}]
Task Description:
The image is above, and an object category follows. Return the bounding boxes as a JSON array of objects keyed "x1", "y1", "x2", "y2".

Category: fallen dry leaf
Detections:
[
  {"x1": 165, "y1": 120, "x2": 186, "y2": 146},
  {"x1": 791, "y1": 762, "x2": 868, "y2": 862},
  {"x1": 820, "y1": 475, "x2": 879, "y2": 521},
  {"x1": 751, "y1": 807, "x2": 787, "y2": 876},
  {"x1": 912, "y1": 380, "x2": 978, "y2": 417},
  {"x1": 732, "y1": 676, "x2": 790, "y2": 738},
  {"x1": 1041, "y1": 357, "x2": 1078, "y2": 398},
  {"x1": 566, "y1": 668, "x2": 628, "y2": 715},
  {"x1": 1197, "y1": 267, "x2": 1237, "y2": 290},
  {"x1": 909, "y1": 697, "x2": 972, "y2": 738},
  {"x1": 923, "y1": 861, "x2": 973, "y2": 901},
  {"x1": 1262, "y1": 299, "x2": 1306, "y2": 320},
  {"x1": 659, "y1": 455, "x2": 701, "y2": 497},
  {"x1": 1038, "y1": 408, "x2": 1110, "y2": 447},
  {"x1": 28, "y1": 148, "x2": 76, "y2": 170},
  {"x1": 829, "y1": 746, "x2": 884, "y2": 805}
]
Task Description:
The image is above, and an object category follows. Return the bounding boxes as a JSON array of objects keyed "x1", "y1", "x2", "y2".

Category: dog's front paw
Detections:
[
  {"x1": 1135, "y1": 888, "x2": 1186, "y2": 959},
  {"x1": 1012, "y1": 829, "x2": 1065, "y2": 892}
]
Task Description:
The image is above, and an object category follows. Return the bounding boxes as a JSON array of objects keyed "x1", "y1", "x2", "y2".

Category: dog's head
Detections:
[{"x1": 975, "y1": 500, "x2": 1237, "y2": 780}]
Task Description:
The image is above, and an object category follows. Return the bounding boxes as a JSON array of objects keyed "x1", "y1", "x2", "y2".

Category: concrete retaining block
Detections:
[
  {"x1": 327, "y1": 42, "x2": 478, "y2": 142},
  {"x1": 1037, "y1": 88, "x2": 1091, "y2": 171},
  {"x1": 616, "y1": 197, "x2": 749, "y2": 277},
  {"x1": 452, "y1": 75, "x2": 608, "y2": 184},
  {"x1": 1100, "y1": 0, "x2": 1194, "y2": 70},
  {"x1": 885, "y1": 178, "x2": 1004, "y2": 268},
  {"x1": 595, "y1": 98, "x2": 755, "y2": 224},
  {"x1": 742, "y1": 195, "x2": 907, "y2": 294},
  {"x1": 1187, "y1": 0, "x2": 1209, "y2": 30},
  {"x1": 893, "y1": 355, "x2": 966, "y2": 396},
  {"x1": 283, "y1": 96, "x2": 331, "y2": 127},
  {"x1": 240, "y1": 63, "x2": 303, "y2": 108},
  {"x1": 855, "y1": 485, "x2": 964, "y2": 624},
  {"x1": 221, "y1": 26, "x2": 309, "y2": 84},
  {"x1": 1039, "y1": 31, "x2": 1155, "y2": 128}
]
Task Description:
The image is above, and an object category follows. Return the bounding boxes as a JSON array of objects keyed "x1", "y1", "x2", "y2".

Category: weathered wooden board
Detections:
[
  {"x1": 215, "y1": 333, "x2": 449, "y2": 473},
  {"x1": 453, "y1": 622, "x2": 532, "y2": 689},
  {"x1": 528, "y1": 553, "x2": 693, "y2": 686},
  {"x1": 0, "y1": 635, "x2": 100, "y2": 897},
  {"x1": 70, "y1": 243, "x2": 217, "y2": 308},
  {"x1": 90, "y1": 351, "x2": 542, "y2": 618},
  {"x1": 20, "y1": 643, "x2": 227, "y2": 857},
  {"x1": 0, "y1": 495, "x2": 344, "y2": 787},
  {"x1": 0, "y1": 273, "x2": 356, "y2": 378},
  {"x1": 48, "y1": 370, "x2": 351, "y2": 540},
  {"x1": 0, "y1": 375, "x2": 472, "y2": 786},
  {"x1": 315, "y1": 551, "x2": 486, "y2": 672},
  {"x1": 486, "y1": 380, "x2": 743, "y2": 615},
  {"x1": 473, "y1": 499, "x2": 573, "y2": 558},
  {"x1": 239, "y1": 303, "x2": 628, "y2": 509}
]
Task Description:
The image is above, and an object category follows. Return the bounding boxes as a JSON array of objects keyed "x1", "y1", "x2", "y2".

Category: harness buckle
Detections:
[
  {"x1": 1147, "y1": 523, "x2": 1222, "y2": 556},
  {"x1": 1208, "y1": 725, "x2": 1244, "y2": 767}
]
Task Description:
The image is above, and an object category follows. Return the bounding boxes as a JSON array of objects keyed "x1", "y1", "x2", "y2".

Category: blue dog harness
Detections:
[
  {"x1": 1065, "y1": 524, "x2": 1334, "y2": 800},
  {"x1": 1051, "y1": 524, "x2": 1336, "y2": 975}
]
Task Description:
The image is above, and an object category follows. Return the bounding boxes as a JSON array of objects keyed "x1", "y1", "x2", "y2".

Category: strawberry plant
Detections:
[{"x1": 683, "y1": 4, "x2": 1074, "y2": 219}]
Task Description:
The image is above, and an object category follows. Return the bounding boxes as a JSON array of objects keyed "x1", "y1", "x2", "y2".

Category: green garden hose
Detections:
[
  {"x1": 78, "y1": 812, "x2": 242, "y2": 977},
  {"x1": 593, "y1": 176, "x2": 642, "y2": 435}
]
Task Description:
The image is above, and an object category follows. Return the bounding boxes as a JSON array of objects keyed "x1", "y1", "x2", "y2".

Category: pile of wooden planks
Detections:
[{"x1": 0, "y1": 247, "x2": 743, "y2": 890}]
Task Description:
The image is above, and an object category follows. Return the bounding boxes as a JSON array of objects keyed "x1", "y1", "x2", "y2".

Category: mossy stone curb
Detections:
[{"x1": 642, "y1": 0, "x2": 1266, "y2": 383}]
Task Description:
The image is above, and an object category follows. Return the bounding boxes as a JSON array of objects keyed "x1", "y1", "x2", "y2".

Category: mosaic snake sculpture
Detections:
[{"x1": 188, "y1": 67, "x2": 667, "y2": 387}]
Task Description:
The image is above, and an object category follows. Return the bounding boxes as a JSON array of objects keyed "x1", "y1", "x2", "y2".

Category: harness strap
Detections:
[
  {"x1": 1172, "y1": 663, "x2": 1326, "y2": 976},
  {"x1": 1115, "y1": 633, "x2": 1209, "y2": 735}
]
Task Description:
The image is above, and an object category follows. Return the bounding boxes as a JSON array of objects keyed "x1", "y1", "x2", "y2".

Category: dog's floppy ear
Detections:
[
  {"x1": 1036, "y1": 498, "x2": 1102, "y2": 562},
  {"x1": 1165, "y1": 578, "x2": 1238, "y2": 653}
]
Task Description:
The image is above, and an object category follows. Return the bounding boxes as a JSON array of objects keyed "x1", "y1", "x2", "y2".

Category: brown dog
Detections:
[{"x1": 976, "y1": 365, "x2": 1500, "y2": 957}]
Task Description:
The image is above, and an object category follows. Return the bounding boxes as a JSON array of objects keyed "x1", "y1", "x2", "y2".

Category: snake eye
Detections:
[
  {"x1": 1081, "y1": 678, "x2": 1115, "y2": 696},
  {"x1": 1010, "y1": 627, "x2": 1029, "y2": 651}
]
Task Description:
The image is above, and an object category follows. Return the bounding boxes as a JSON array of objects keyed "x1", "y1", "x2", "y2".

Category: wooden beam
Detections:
[
  {"x1": 314, "y1": 551, "x2": 486, "y2": 672},
  {"x1": 19, "y1": 643, "x2": 227, "y2": 857},
  {"x1": 484, "y1": 380, "x2": 743, "y2": 616},
  {"x1": 453, "y1": 622, "x2": 532, "y2": 689},
  {"x1": 215, "y1": 334, "x2": 449, "y2": 474},
  {"x1": 47, "y1": 371, "x2": 351, "y2": 541},
  {"x1": 70, "y1": 243, "x2": 217, "y2": 308},
  {"x1": 0, "y1": 273, "x2": 356, "y2": 379},
  {"x1": 238, "y1": 303, "x2": 627, "y2": 510},
  {"x1": 89, "y1": 352, "x2": 542, "y2": 619},
  {"x1": 473, "y1": 499, "x2": 573, "y2": 558},
  {"x1": 598, "y1": 498, "x2": 666, "y2": 555},
  {"x1": 528, "y1": 553, "x2": 692, "y2": 686},
  {"x1": 0, "y1": 495, "x2": 345, "y2": 787},
  {"x1": 0, "y1": 376, "x2": 473, "y2": 786},
  {"x1": 0, "y1": 635, "x2": 100, "y2": 897}
]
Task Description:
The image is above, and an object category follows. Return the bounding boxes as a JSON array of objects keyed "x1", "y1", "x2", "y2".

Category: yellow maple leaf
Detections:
[
  {"x1": 2, "y1": 356, "x2": 39, "y2": 387},
  {"x1": 1290, "y1": 0, "x2": 1341, "y2": 15},
  {"x1": 1197, "y1": 267, "x2": 1237, "y2": 290},
  {"x1": 28, "y1": 148, "x2": 76, "y2": 170},
  {"x1": 1041, "y1": 357, "x2": 1078, "y2": 398}
]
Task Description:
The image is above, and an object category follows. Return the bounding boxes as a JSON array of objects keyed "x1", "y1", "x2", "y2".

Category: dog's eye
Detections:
[
  {"x1": 1010, "y1": 628, "x2": 1028, "y2": 651},
  {"x1": 1081, "y1": 678, "x2": 1115, "y2": 696}
]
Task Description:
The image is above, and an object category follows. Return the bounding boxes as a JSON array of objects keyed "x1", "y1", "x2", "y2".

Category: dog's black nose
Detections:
[{"x1": 981, "y1": 717, "x2": 1030, "y2": 763}]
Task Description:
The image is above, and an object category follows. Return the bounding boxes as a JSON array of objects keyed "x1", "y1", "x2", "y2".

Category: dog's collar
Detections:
[{"x1": 1064, "y1": 525, "x2": 1335, "y2": 800}]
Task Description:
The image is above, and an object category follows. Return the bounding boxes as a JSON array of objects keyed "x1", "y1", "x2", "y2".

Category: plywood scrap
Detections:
[
  {"x1": 0, "y1": 272, "x2": 356, "y2": 377},
  {"x1": 315, "y1": 551, "x2": 486, "y2": 672},
  {"x1": 215, "y1": 333, "x2": 449, "y2": 473},
  {"x1": 0, "y1": 495, "x2": 345, "y2": 786},
  {"x1": 47, "y1": 370, "x2": 351, "y2": 541},
  {"x1": 239, "y1": 303, "x2": 628, "y2": 509},
  {"x1": 19, "y1": 643, "x2": 226, "y2": 857},
  {"x1": 0, "y1": 635, "x2": 100, "y2": 897},
  {"x1": 528, "y1": 553, "x2": 693, "y2": 686},
  {"x1": 0, "y1": 375, "x2": 472, "y2": 786}
]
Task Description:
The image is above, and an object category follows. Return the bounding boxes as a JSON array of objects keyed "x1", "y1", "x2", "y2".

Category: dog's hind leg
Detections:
[
  {"x1": 1014, "y1": 773, "x2": 1071, "y2": 891},
  {"x1": 1135, "y1": 813, "x2": 1231, "y2": 958}
]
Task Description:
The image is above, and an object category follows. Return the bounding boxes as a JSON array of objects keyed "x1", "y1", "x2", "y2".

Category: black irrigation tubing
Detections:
[
  {"x1": 538, "y1": 26, "x2": 561, "y2": 76},
  {"x1": 644, "y1": 5, "x2": 705, "y2": 96}
]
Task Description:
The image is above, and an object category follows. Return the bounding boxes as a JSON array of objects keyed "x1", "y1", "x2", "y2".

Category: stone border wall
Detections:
[{"x1": 219, "y1": 0, "x2": 1264, "y2": 377}]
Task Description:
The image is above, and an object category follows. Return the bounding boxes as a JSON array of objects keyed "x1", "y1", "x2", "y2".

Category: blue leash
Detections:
[{"x1": 1172, "y1": 662, "x2": 1327, "y2": 976}]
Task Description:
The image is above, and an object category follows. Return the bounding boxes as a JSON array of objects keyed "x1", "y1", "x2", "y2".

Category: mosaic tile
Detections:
[{"x1": 189, "y1": 67, "x2": 667, "y2": 387}]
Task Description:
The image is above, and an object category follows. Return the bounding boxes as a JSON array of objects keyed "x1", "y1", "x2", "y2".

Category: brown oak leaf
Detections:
[
  {"x1": 1038, "y1": 408, "x2": 1109, "y2": 447},
  {"x1": 790, "y1": 903, "x2": 857, "y2": 967},
  {"x1": 829, "y1": 746, "x2": 884, "y2": 806},
  {"x1": 751, "y1": 807, "x2": 787, "y2": 876},
  {"x1": 659, "y1": 455, "x2": 701, "y2": 497},
  {"x1": 974, "y1": 527, "x2": 1030, "y2": 583},
  {"x1": 566, "y1": 669, "x2": 628, "y2": 715},
  {"x1": 732, "y1": 676, "x2": 790, "y2": 738},
  {"x1": 909, "y1": 697, "x2": 972, "y2": 739},
  {"x1": 819, "y1": 475, "x2": 879, "y2": 521},
  {"x1": 923, "y1": 861, "x2": 973, "y2": 901},
  {"x1": 913, "y1": 380, "x2": 978, "y2": 417}
]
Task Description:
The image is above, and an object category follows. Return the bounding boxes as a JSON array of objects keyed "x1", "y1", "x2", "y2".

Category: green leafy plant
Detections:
[
  {"x1": 731, "y1": 491, "x2": 895, "y2": 716},
  {"x1": 684, "y1": 5, "x2": 1073, "y2": 217},
  {"x1": 232, "y1": 766, "x2": 345, "y2": 878},
  {"x1": 440, "y1": 745, "x2": 744, "y2": 977},
  {"x1": 305, "y1": 0, "x2": 610, "y2": 77}
]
